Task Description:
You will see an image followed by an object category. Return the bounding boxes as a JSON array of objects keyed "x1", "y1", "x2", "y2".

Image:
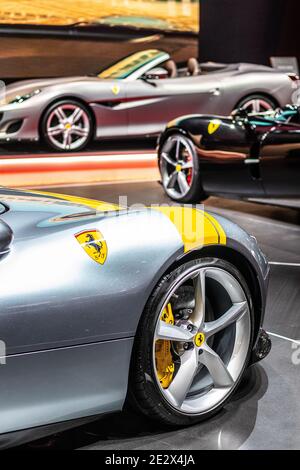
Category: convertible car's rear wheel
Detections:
[
  {"x1": 236, "y1": 94, "x2": 277, "y2": 113},
  {"x1": 129, "y1": 258, "x2": 253, "y2": 426},
  {"x1": 41, "y1": 100, "x2": 93, "y2": 152},
  {"x1": 159, "y1": 133, "x2": 207, "y2": 203}
]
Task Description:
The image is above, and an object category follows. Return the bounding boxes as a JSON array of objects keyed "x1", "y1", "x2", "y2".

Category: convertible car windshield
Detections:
[{"x1": 98, "y1": 49, "x2": 168, "y2": 79}]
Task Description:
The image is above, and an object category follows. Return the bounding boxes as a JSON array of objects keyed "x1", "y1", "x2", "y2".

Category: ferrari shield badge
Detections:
[
  {"x1": 75, "y1": 229, "x2": 108, "y2": 265},
  {"x1": 208, "y1": 119, "x2": 221, "y2": 135}
]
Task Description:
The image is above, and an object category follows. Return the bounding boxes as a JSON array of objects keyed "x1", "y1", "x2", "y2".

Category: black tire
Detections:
[
  {"x1": 159, "y1": 133, "x2": 207, "y2": 203},
  {"x1": 41, "y1": 99, "x2": 93, "y2": 152},
  {"x1": 235, "y1": 94, "x2": 277, "y2": 113},
  {"x1": 128, "y1": 257, "x2": 254, "y2": 426}
]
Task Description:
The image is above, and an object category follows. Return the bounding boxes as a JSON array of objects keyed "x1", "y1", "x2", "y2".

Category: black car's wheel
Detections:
[
  {"x1": 41, "y1": 100, "x2": 93, "y2": 152},
  {"x1": 129, "y1": 258, "x2": 254, "y2": 426},
  {"x1": 236, "y1": 94, "x2": 277, "y2": 113},
  {"x1": 159, "y1": 133, "x2": 207, "y2": 203}
]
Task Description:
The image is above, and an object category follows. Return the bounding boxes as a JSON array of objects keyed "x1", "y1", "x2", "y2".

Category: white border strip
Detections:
[
  {"x1": 267, "y1": 331, "x2": 300, "y2": 345},
  {"x1": 0, "y1": 153, "x2": 157, "y2": 166},
  {"x1": 269, "y1": 261, "x2": 300, "y2": 267}
]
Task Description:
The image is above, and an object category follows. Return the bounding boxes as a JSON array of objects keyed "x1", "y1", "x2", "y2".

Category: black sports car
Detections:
[{"x1": 158, "y1": 105, "x2": 300, "y2": 202}]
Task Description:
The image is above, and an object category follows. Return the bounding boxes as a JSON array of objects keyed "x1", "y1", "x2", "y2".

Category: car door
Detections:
[
  {"x1": 126, "y1": 75, "x2": 222, "y2": 136},
  {"x1": 259, "y1": 123, "x2": 300, "y2": 197},
  {"x1": 90, "y1": 80, "x2": 129, "y2": 138}
]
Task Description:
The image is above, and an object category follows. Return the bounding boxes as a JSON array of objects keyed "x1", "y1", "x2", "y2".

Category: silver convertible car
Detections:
[
  {"x1": 0, "y1": 187, "x2": 271, "y2": 447},
  {"x1": 0, "y1": 49, "x2": 298, "y2": 151}
]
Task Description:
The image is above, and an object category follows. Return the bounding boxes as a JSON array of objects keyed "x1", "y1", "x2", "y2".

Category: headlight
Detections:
[{"x1": 9, "y1": 89, "x2": 41, "y2": 105}]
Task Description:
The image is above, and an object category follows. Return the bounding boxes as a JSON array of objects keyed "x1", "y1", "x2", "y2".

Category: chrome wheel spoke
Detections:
[
  {"x1": 156, "y1": 320, "x2": 194, "y2": 342},
  {"x1": 190, "y1": 270, "x2": 206, "y2": 329},
  {"x1": 161, "y1": 152, "x2": 176, "y2": 167},
  {"x1": 253, "y1": 99, "x2": 260, "y2": 113},
  {"x1": 48, "y1": 125, "x2": 64, "y2": 136},
  {"x1": 204, "y1": 301, "x2": 248, "y2": 339},
  {"x1": 71, "y1": 126, "x2": 89, "y2": 137},
  {"x1": 200, "y1": 344, "x2": 234, "y2": 388},
  {"x1": 181, "y1": 161, "x2": 193, "y2": 170},
  {"x1": 70, "y1": 108, "x2": 83, "y2": 124},
  {"x1": 177, "y1": 171, "x2": 190, "y2": 195},
  {"x1": 62, "y1": 132, "x2": 71, "y2": 149},
  {"x1": 167, "y1": 171, "x2": 178, "y2": 189},
  {"x1": 175, "y1": 138, "x2": 181, "y2": 161},
  {"x1": 55, "y1": 107, "x2": 67, "y2": 122},
  {"x1": 165, "y1": 348, "x2": 199, "y2": 407}
]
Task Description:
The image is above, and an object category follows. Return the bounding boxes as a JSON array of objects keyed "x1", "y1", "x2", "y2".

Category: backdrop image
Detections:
[
  {"x1": 0, "y1": 0, "x2": 199, "y2": 32},
  {"x1": 0, "y1": 0, "x2": 199, "y2": 81}
]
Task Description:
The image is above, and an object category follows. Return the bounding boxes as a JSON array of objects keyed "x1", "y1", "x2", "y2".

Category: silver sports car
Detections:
[
  {"x1": 0, "y1": 187, "x2": 271, "y2": 447},
  {"x1": 0, "y1": 49, "x2": 298, "y2": 151}
]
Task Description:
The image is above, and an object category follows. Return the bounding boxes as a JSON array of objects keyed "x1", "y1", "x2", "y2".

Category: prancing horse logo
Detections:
[
  {"x1": 208, "y1": 119, "x2": 221, "y2": 135},
  {"x1": 75, "y1": 229, "x2": 108, "y2": 265}
]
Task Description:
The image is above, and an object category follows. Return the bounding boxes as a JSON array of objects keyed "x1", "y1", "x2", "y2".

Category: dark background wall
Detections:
[{"x1": 199, "y1": 0, "x2": 300, "y2": 65}]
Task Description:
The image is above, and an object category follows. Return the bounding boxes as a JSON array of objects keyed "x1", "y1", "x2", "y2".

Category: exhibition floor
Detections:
[{"x1": 20, "y1": 181, "x2": 300, "y2": 450}]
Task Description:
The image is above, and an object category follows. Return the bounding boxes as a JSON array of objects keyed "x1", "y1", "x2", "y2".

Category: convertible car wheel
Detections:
[
  {"x1": 237, "y1": 94, "x2": 277, "y2": 113},
  {"x1": 159, "y1": 134, "x2": 207, "y2": 203},
  {"x1": 41, "y1": 100, "x2": 93, "y2": 152},
  {"x1": 129, "y1": 258, "x2": 253, "y2": 426}
]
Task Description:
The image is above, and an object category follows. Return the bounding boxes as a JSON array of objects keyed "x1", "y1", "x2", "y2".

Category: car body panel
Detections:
[
  {"x1": 0, "y1": 188, "x2": 268, "y2": 439},
  {"x1": 0, "y1": 337, "x2": 133, "y2": 435},
  {"x1": 0, "y1": 50, "x2": 297, "y2": 145}
]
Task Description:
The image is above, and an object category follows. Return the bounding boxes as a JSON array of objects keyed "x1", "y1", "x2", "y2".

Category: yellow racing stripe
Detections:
[
  {"x1": 151, "y1": 206, "x2": 226, "y2": 252},
  {"x1": 204, "y1": 212, "x2": 227, "y2": 245},
  {"x1": 29, "y1": 190, "x2": 121, "y2": 212}
]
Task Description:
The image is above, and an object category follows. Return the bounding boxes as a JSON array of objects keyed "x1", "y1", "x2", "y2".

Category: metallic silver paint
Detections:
[{"x1": 0, "y1": 338, "x2": 133, "y2": 435}]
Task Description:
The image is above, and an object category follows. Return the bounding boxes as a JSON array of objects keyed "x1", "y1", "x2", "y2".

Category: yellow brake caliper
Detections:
[{"x1": 155, "y1": 303, "x2": 175, "y2": 389}]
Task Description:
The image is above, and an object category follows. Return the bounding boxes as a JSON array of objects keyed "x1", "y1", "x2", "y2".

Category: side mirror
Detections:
[
  {"x1": 0, "y1": 219, "x2": 13, "y2": 255},
  {"x1": 143, "y1": 67, "x2": 169, "y2": 80}
]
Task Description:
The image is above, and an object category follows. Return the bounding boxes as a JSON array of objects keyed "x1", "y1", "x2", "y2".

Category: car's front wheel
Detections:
[
  {"x1": 41, "y1": 100, "x2": 93, "y2": 152},
  {"x1": 129, "y1": 258, "x2": 253, "y2": 426},
  {"x1": 159, "y1": 133, "x2": 207, "y2": 203}
]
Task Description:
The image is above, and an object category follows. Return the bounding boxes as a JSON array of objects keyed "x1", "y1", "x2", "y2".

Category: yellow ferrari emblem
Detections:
[
  {"x1": 175, "y1": 164, "x2": 182, "y2": 172},
  {"x1": 111, "y1": 84, "x2": 120, "y2": 95},
  {"x1": 75, "y1": 229, "x2": 107, "y2": 265},
  {"x1": 208, "y1": 119, "x2": 221, "y2": 135},
  {"x1": 194, "y1": 332, "x2": 205, "y2": 347}
]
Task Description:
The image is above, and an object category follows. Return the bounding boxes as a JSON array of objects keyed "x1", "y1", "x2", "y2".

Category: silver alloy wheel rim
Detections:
[
  {"x1": 153, "y1": 265, "x2": 251, "y2": 414},
  {"x1": 241, "y1": 98, "x2": 274, "y2": 113},
  {"x1": 46, "y1": 104, "x2": 91, "y2": 151},
  {"x1": 160, "y1": 135, "x2": 194, "y2": 200}
]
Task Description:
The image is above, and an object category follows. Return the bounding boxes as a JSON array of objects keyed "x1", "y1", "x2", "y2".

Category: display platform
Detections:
[{"x1": 17, "y1": 181, "x2": 299, "y2": 450}]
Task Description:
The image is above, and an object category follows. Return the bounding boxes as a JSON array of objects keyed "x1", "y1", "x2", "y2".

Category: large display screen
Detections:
[{"x1": 0, "y1": 0, "x2": 199, "y2": 33}]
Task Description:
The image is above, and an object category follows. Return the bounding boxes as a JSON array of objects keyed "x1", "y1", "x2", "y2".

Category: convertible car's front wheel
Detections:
[
  {"x1": 159, "y1": 133, "x2": 207, "y2": 203},
  {"x1": 129, "y1": 258, "x2": 253, "y2": 426},
  {"x1": 41, "y1": 100, "x2": 93, "y2": 152}
]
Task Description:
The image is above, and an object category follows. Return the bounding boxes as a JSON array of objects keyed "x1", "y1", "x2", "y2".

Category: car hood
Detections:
[
  {"x1": 0, "y1": 187, "x2": 121, "y2": 220},
  {"x1": 4, "y1": 76, "x2": 110, "y2": 103}
]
